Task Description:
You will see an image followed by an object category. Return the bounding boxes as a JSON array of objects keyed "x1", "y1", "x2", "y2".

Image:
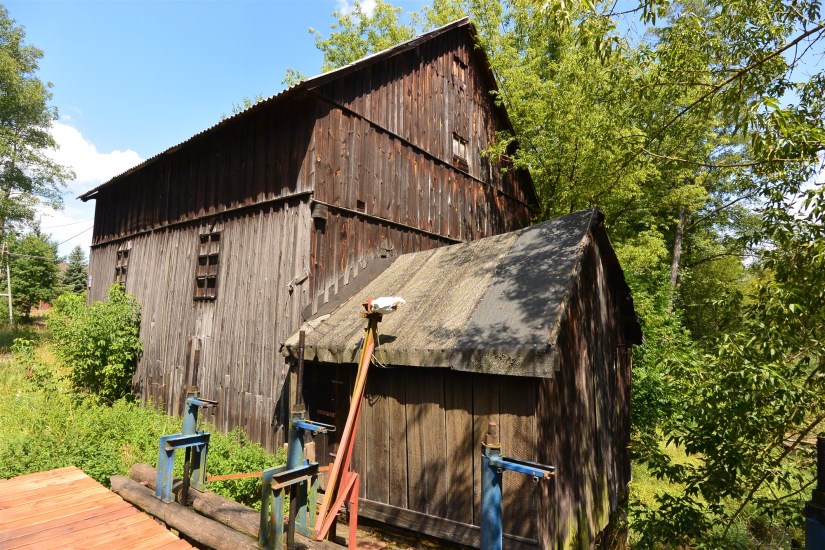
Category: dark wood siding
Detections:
[
  {"x1": 314, "y1": 28, "x2": 529, "y2": 205},
  {"x1": 305, "y1": 367, "x2": 538, "y2": 546},
  {"x1": 535, "y1": 236, "x2": 631, "y2": 548},
  {"x1": 89, "y1": 199, "x2": 312, "y2": 450},
  {"x1": 307, "y1": 99, "x2": 531, "y2": 313},
  {"x1": 90, "y1": 97, "x2": 316, "y2": 244}
]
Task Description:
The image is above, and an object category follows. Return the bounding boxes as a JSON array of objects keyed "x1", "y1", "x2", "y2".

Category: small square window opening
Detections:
[{"x1": 194, "y1": 231, "x2": 221, "y2": 300}]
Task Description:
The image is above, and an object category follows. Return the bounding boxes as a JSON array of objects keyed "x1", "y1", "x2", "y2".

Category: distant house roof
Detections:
[
  {"x1": 79, "y1": 17, "x2": 515, "y2": 202},
  {"x1": 282, "y1": 209, "x2": 642, "y2": 378}
]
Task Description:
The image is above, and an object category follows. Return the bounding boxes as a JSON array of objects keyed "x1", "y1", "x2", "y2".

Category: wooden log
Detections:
[
  {"x1": 110, "y1": 475, "x2": 259, "y2": 550},
  {"x1": 129, "y1": 463, "x2": 260, "y2": 539}
]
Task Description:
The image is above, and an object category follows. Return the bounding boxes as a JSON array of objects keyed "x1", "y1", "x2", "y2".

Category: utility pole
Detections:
[{"x1": 0, "y1": 242, "x2": 12, "y2": 324}]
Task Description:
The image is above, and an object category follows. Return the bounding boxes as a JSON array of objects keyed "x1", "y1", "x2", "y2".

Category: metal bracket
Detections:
[
  {"x1": 155, "y1": 391, "x2": 218, "y2": 503},
  {"x1": 480, "y1": 422, "x2": 555, "y2": 550}
]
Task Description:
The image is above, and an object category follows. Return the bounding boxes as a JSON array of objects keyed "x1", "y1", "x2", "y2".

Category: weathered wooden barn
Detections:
[
  {"x1": 282, "y1": 208, "x2": 642, "y2": 549},
  {"x1": 80, "y1": 19, "x2": 537, "y2": 450}
]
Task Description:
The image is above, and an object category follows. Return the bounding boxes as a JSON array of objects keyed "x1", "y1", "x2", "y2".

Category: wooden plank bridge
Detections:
[{"x1": 0, "y1": 466, "x2": 192, "y2": 549}]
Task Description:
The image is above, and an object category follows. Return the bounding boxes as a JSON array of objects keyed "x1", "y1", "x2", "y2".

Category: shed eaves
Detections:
[{"x1": 282, "y1": 209, "x2": 605, "y2": 378}]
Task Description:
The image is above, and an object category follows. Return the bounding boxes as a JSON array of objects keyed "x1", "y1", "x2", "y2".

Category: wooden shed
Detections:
[
  {"x1": 79, "y1": 19, "x2": 537, "y2": 450},
  {"x1": 282, "y1": 208, "x2": 642, "y2": 549}
]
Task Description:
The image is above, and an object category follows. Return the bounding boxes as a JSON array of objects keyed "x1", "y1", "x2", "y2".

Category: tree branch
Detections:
[
  {"x1": 641, "y1": 148, "x2": 801, "y2": 168},
  {"x1": 721, "y1": 412, "x2": 825, "y2": 538}
]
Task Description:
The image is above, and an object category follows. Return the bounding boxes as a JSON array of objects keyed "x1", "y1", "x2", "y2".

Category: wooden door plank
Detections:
[
  {"x1": 499, "y1": 376, "x2": 537, "y2": 539},
  {"x1": 472, "y1": 373, "x2": 499, "y2": 526},
  {"x1": 444, "y1": 371, "x2": 473, "y2": 525}
]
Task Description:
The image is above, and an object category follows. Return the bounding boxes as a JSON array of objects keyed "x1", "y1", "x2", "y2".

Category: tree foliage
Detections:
[
  {"x1": 7, "y1": 228, "x2": 59, "y2": 320},
  {"x1": 62, "y1": 245, "x2": 87, "y2": 294},
  {"x1": 48, "y1": 284, "x2": 142, "y2": 402},
  {"x1": 0, "y1": 6, "x2": 73, "y2": 238}
]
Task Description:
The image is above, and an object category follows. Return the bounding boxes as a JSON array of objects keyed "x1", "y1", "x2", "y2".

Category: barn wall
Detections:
[
  {"x1": 90, "y1": 96, "x2": 316, "y2": 244},
  {"x1": 308, "y1": 100, "x2": 532, "y2": 313},
  {"x1": 85, "y1": 24, "x2": 536, "y2": 453},
  {"x1": 314, "y1": 27, "x2": 530, "y2": 206},
  {"x1": 304, "y1": 366, "x2": 539, "y2": 546},
  {"x1": 89, "y1": 199, "x2": 312, "y2": 451},
  {"x1": 535, "y1": 235, "x2": 631, "y2": 549}
]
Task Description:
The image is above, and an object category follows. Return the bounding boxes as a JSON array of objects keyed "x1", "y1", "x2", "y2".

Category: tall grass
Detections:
[{"x1": 0, "y1": 325, "x2": 283, "y2": 508}]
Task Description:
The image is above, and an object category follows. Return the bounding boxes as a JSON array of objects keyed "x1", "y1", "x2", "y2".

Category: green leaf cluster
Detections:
[{"x1": 48, "y1": 283, "x2": 142, "y2": 402}]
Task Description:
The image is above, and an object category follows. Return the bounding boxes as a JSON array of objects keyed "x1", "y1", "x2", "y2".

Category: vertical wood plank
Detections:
[
  {"x1": 444, "y1": 371, "x2": 474, "y2": 524},
  {"x1": 472, "y1": 373, "x2": 499, "y2": 526}
]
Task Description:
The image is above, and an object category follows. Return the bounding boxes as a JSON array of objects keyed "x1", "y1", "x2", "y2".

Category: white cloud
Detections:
[
  {"x1": 47, "y1": 121, "x2": 143, "y2": 195},
  {"x1": 37, "y1": 203, "x2": 96, "y2": 258},
  {"x1": 336, "y1": 0, "x2": 377, "y2": 17},
  {"x1": 37, "y1": 122, "x2": 145, "y2": 256}
]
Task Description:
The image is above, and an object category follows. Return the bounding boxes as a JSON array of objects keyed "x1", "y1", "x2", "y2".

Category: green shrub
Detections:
[{"x1": 48, "y1": 284, "x2": 142, "y2": 401}]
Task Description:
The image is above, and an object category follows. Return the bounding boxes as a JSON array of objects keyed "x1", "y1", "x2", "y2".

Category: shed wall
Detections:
[
  {"x1": 535, "y1": 236, "x2": 631, "y2": 548},
  {"x1": 304, "y1": 366, "x2": 539, "y2": 547}
]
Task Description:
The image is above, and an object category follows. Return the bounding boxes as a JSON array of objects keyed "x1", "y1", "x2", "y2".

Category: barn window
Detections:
[
  {"x1": 114, "y1": 243, "x2": 131, "y2": 284},
  {"x1": 194, "y1": 231, "x2": 221, "y2": 300},
  {"x1": 452, "y1": 55, "x2": 467, "y2": 89},
  {"x1": 452, "y1": 132, "x2": 469, "y2": 172}
]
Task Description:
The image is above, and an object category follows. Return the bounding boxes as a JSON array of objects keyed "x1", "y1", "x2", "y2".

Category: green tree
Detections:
[
  {"x1": 7, "y1": 229, "x2": 59, "y2": 320},
  {"x1": 62, "y1": 244, "x2": 87, "y2": 294},
  {"x1": 0, "y1": 6, "x2": 73, "y2": 239}
]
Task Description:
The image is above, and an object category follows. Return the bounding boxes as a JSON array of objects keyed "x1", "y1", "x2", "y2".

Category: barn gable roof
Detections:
[
  {"x1": 79, "y1": 17, "x2": 520, "y2": 202},
  {"x1": 282, "y1": 209, "x2": 642, "y2": 378}
]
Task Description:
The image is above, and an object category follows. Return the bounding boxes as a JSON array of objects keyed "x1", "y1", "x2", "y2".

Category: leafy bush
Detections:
[{"x1": 49, "y1": 284, "x2": 142, "y2": 401}]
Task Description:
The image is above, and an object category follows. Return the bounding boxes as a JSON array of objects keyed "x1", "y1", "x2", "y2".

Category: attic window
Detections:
[
  {"x1": 114, "y1": 243, "x2": 131, "y2": 284},
  {"x1": 194, "y1": 231, "x2": 221, "y2": 300},
  {"x1": 452, "y1": 133, "x2": 469, "y2": 172}
]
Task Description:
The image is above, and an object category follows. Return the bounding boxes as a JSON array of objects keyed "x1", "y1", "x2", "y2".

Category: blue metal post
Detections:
[
  {"x1": 155, "y1": 389, "x2": 217, "y2": 502},
  {"x1": 806, "y1": 437, "x2": 825, "y2": 548},
  {"x1": 287, "y1": 409, "x2": 306, "y2": 548},
  {"x1": 479, "y1": 422, "x2": 555, "y2": 550},
  {"x1": 481, "y1": 422, "x2": 503, "y2": 550},
  {"x1": 259, "y1": 415, "x2": 333, "y2": 550}
]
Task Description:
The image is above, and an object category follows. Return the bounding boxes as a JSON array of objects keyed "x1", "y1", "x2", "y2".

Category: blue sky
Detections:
[{"x1": 5, "y1": 0, "x2": 425, "y2": 255}]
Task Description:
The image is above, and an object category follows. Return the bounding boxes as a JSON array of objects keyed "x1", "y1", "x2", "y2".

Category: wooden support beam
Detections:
[
  {"x1": 129, "y1": 463, "x2": 260, "y2": 539},
  {"x1": 110, "y1": 475, "x2": 259, "y2": 550}
]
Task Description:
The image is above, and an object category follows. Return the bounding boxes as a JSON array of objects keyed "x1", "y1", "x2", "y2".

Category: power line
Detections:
[
  {"x1": 56, "y1": 226, "x2": 93, "y2": 246},
  {"x1": 41, "y1": 218, "x2": 92, "y2": 229}
]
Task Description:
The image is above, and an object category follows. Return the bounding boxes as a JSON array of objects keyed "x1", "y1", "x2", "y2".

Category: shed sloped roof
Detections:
[{"x1": 283, "y1": 209, "x2": 639, "y2": 378}]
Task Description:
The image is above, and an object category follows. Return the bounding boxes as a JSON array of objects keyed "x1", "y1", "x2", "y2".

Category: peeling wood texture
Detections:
[{"x1": 86, "y1": 23, "x2": 534, "y2": 452}]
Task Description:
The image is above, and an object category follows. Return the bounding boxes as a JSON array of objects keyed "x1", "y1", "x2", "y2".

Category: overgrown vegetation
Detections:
[
  {"x1": 48, "y1": 283, "x2": 142, "y2": 402},
  {"x1": 0, "y1": 323, "x2": 284, "y2": 508}
]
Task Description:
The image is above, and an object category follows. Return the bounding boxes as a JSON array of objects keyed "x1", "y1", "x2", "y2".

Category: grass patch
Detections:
[{"x1": 0, "y1": 324, "x2": 284, "y2": 508}]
